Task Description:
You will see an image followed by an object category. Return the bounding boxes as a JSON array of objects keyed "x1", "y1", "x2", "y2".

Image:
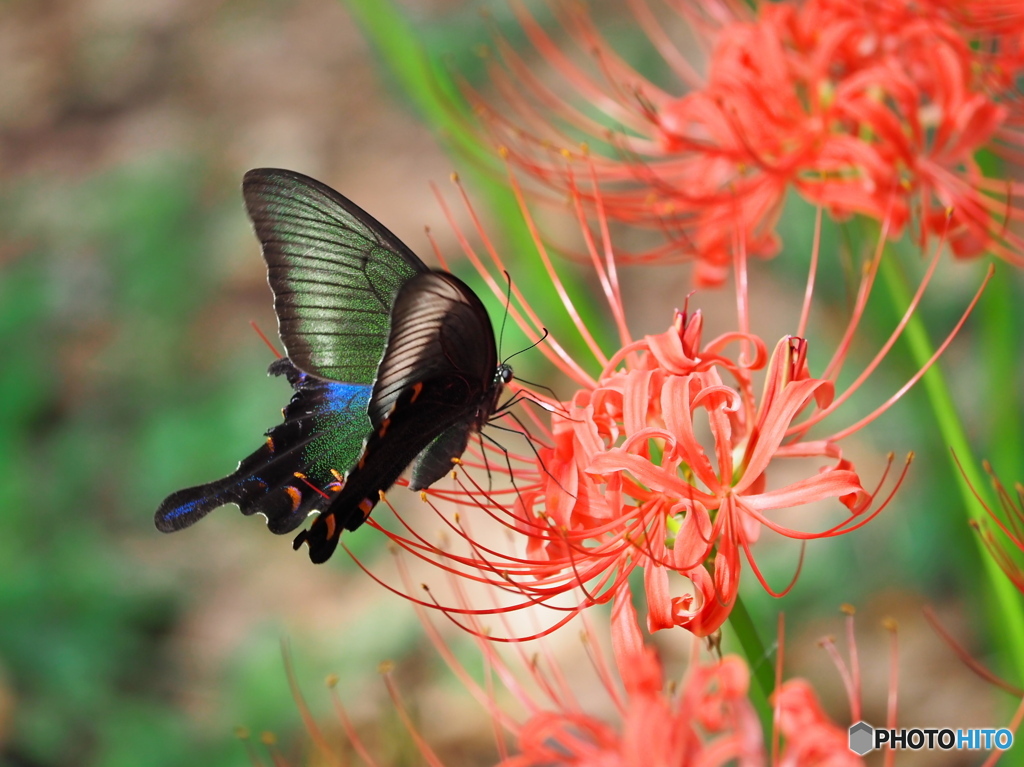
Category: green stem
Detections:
[
  {"x1": 879, "y1": 254, "x2": 1024, "y2": 681},
  {"x1": 341, "y1": 0, "x2": 481, "y2": 157},
  {"x1": 729, "y1": 595, "x2": 774, "y2": 723}
]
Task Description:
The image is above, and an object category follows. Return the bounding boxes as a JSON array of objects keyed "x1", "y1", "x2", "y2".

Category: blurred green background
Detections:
[{"x1": 1, "y1": 1, "x2": 1022, "y2": 765}]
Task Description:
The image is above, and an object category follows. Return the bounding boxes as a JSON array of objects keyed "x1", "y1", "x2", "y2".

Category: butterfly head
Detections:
[{"x1": 495, "y1": 363, "x2": 514, "y2": 388}]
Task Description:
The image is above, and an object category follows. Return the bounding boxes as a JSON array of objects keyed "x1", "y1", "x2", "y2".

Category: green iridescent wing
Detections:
[{"x1": 242, "y1": 168, "x2": 429, "y2": 384}]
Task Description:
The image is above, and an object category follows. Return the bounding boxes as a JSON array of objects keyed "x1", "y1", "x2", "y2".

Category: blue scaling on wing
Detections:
[
  {"x1": 155, "y1": 359, "x2": 376, "y2": 535},
  {"x1": 301, "y1": 380, "x2": 374, "y2": 479}
]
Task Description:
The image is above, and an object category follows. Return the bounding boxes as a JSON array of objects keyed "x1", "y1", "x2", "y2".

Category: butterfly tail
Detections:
[
  {"x1": 292, "y1": 511, "x2": 342, "y2": 564},
  {"x1": 155, "y1": 469, "x2": 314, "y2": 535},
  {"x1": 155, "y1": 478, "x2": 239, "y2": 533},
  {"x1": 293, "y1": 492, "x2": 379, "y2": 563}
]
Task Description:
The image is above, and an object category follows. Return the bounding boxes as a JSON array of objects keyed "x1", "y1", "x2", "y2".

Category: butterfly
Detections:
[{"x1": 155, "y1": 168, "x2": 513, "y2": 563}]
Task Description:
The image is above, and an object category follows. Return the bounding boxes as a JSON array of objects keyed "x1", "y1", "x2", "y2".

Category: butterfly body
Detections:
[{"x1": 155, "y1": 169, "x2": 511, "y2": 563}]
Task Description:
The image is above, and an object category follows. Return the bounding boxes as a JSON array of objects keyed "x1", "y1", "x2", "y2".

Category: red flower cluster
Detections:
[
  {"x1": 514, "y1": 313, "x2": 884, "y2": 637},
  {"x1": 477, "y1": 0, "x2": 1024, "y2": 284}
]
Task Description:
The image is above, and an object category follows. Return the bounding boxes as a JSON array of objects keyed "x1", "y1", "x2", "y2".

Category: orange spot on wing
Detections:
[
  {"x1": 323, "y1": 513, "x2": 336, "y2": 541},
  {"x1": 410, "y1": 381, "x2": 424, "y2": 402},
  {"x1": 359, "y1": 498, "x2": 375, "y2": 517},
  {"x1": 283, "y1": 486, "x2": 302, "y2": 511},
  {"x1": 265, "y1": 436, "x2": 275, "y2": 453}
]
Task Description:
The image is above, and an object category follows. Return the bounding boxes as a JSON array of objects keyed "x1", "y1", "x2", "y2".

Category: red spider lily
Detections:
[
  {"x1": 341, "y1": 170, "x2": 988, "y2": 640},
  {"x1": 470, "y1": 0, "x2": 1024, "y2": 284}
]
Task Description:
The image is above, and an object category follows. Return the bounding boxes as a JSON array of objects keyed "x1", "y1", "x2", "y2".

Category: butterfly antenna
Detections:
[
  {"x1": 502, "y1": 328, "x2": 550, "y2": 366},
  {"x1": 497, "y1": 270, "x2": 513, "y2": 361}
]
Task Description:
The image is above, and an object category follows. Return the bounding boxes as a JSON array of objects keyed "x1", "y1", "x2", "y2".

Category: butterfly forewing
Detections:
[{"x1": 243, "y1": 169, "x2": 428, "y2": 383}]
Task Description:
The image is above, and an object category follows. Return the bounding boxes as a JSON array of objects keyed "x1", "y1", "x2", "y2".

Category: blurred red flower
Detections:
[
  {"x1": 272, "y1": 595, "x2": 928, "y2": 767},
  {"x1": 474, "y1": 0, "x2": 1024, "y2": 284},
  {"x1": 775, "y1": 680, "x2": 863, "y2": 767},
  {"x1": 496, "y1": 591, "x2": 765, "y2": 766}
]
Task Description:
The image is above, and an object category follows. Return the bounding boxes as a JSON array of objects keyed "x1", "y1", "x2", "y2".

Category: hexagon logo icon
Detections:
[{"x1": 849, "y1": 721, "x2": 874, "y2": 756}]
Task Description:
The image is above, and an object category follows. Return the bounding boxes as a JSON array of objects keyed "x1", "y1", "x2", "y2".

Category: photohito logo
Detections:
[{"x1": 848, "y1": 722, "x2": 1013, "y2": 755}]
